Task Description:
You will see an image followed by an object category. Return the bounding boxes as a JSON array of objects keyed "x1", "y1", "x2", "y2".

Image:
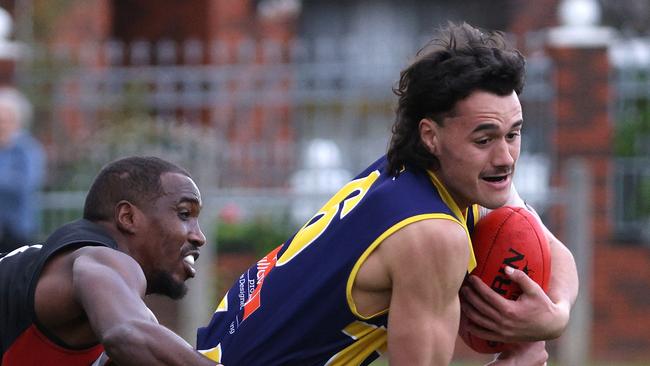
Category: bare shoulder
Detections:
[
  {"x1": 35, "y1": 246, "x2": 145, "y2": 330},
  {"x1": 357, "y1": 219, "x2": 469, "y2": 282},
  {"x1": 369, "y1": 218, "x2": 471, "y2": 294},
  {"x1": 70, "y1": 246, "x2": 147, "y2": 296},
  {"x1": 353, "y1": 218, "x2": 471, "y2": 316},
  {"x1": 40, "y1": 245, "x2": 144, "y2": 287},
  {"x1": 72, "y1": 246, "x2": 143, "y2": 274},
  {"x1": 379, "y1": 218, "x2": 470, "y2": 268}
]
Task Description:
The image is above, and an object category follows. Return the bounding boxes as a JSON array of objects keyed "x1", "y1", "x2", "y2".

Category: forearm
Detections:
[
  {"x1": 102, "y1": 320, "x2": 217, "y2": 366},
  {"x1": 514, "y1": 187, "x2": 579, "y2": 334},
  {"x1": 546, "y1": 235, "x2": 579, "y2": 333}
]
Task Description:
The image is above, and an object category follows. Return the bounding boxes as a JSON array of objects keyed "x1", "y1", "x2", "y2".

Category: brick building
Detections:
[{"x1": 1, "y1": 0, "x2": 649, "y2": 363}]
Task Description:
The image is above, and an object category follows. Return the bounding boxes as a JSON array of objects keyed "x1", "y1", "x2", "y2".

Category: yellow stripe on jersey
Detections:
[
  {"x1": 427, "y1": 171, "x2": 477, "y2": 272},
  {"x1": 426, "y1": 171, "x2": 465, "y2": 222},
  {"x1": 471, "y1": 204, "x2": 480, "y2": 227},
  {"x1": 324, "y1": 321, "x2": 387, "y2": 366},
  {"x1": 278, "y1": 170, "x2": 381, "y2": 267},
  {"x1": 346, "y1": 213, "x2": 470, "y2": 319},
  {"x1": 199, "y1": 343, "x2": 222, "y2": 363},
  {"x1": 215, "y1": 291, "x2": 228, "y2": 313}
]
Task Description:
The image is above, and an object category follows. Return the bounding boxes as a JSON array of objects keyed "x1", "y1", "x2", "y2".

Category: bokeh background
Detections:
[{"x1": 1, "y1": 0, "x2": 649, "y2": 364}]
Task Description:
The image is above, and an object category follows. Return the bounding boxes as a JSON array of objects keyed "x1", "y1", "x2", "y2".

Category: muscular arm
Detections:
[
  {"x1": 543, "y1": 225, "x2": 578, "y2": 335},
  {"x1": 381, "y1": 219, "x2": 470, "y2": 365},
  {"x1": 72, "y1": 247, "x2": 217, "y2": 366},
  {"x1": 509, "y1": 186, "x2": 579, "y2": 323},
  {"x1": 506, "y1": 185, "x2": 579, "y2": 316}
]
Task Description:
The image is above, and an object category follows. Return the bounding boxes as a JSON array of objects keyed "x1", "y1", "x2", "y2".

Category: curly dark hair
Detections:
[
  {"x1": 83, "y1": 156, "x2": 191, "y2": 222},
  {"x1": 386, "y1": 22, "x2": 526, "y2": 176}
]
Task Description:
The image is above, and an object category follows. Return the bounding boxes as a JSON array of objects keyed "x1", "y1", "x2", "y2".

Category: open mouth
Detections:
[
  {"x1": 182, "y1": 252, "x2": 199, "y2": 278},
  {"x1": 482, "y1": 175, "x2": 508, "y2": 183},
  {"x1": 183, "y1": 254, "x2": 195, "y2": 265}
]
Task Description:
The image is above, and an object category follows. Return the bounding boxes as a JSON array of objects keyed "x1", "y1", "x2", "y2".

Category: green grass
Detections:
[
  {"x1": 369, "y1": 358, "x2": 645, "y2": 366},
  {"x1": 370, "y1": 360, "x2": 479, "y2": 366}
]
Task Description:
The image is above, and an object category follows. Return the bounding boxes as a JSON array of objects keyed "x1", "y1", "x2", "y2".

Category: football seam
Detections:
[
  {"x1": 477, "y1": 207, "x2": 517, "y2": 278},
  {"x1": 516, "y1": 209, "x2": 550, "y2": 290},
  {"x1": 473, "y1": 207, "x2": 515, "y2": 354}
]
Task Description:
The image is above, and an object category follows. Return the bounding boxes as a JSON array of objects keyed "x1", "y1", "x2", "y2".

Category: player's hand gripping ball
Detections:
[{"x1": 460, "y1": 206, "x2": 551, "y2": 353}]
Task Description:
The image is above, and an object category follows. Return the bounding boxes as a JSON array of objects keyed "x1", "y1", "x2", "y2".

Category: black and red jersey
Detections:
[{"x1": 0, "y1": 219, "x2": 118, "y2": 366}]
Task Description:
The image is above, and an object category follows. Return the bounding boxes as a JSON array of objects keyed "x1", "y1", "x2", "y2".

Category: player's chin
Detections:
[
  {"x1": 149, "y1": 271, "x2": 189, "y2": 299},
  {"x1": 476, "y1": 194, "x2": 510, "y2": 210},
  {"x1": 477, "y1": 185, "x2": 511, "y2": 208},
  {"x1": 166, "y1": 279, "x2": 189, "y2": 300}
]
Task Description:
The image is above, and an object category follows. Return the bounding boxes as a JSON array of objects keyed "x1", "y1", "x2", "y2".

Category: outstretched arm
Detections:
[
  {"x1": 381, "y1": 219, "x2": 470, "y2": 365},
  {"x1": 72, "y1": 247, "x2": 218, "y2": 366}
]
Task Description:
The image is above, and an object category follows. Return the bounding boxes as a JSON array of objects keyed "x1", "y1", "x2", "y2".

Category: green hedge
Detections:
[{"x1": 215, "y1": 219, "x2": 294, "y2": 256}]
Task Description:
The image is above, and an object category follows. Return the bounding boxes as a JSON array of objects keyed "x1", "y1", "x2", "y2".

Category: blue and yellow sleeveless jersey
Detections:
[{"x1": 197, "y1": 155, "x2": 479, "y2": 365}]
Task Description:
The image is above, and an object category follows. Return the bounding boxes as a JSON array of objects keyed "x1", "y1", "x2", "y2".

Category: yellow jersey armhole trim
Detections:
[
  {"x1": 426, "y1": 171, "x2": 464, "y2": 222},
  {"x1": 346, "y1": 213, "x2": 476, "y2": 320},
  {"x1": 472, "y1": 204, "x2": 480, "y2": 227}
]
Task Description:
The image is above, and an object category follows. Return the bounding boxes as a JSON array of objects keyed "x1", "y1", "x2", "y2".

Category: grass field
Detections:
[{"x1": 369, "y1": 358, "x2": 647, "y2": 366}]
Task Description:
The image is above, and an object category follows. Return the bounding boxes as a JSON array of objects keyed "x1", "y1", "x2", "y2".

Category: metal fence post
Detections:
[{"x1": 558, "y1": 158, "x2": 593, "y2": 365}]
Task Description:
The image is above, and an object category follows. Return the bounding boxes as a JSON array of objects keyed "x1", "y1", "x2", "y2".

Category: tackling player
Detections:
[{"x1": 0, "y1": 157, "x2": 220, "y2": 366}]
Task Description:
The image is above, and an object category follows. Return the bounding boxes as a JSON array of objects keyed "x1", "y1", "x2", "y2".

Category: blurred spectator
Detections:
[{"x1": 0, "y1": 86, "x2": 45, "y2": 252}]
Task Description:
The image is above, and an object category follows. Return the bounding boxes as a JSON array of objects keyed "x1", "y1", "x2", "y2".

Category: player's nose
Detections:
[
  {"x1": 188, "y1": 222, "x2": 206, "y2": 247},
  {"x1": 492, "y1": 139, "x2": 515, "y2": 167}
]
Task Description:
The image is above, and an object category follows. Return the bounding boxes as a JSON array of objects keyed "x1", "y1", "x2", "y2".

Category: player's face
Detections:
[
  {"x1": 425, "y1": 90, "x2": 522, "y2": 209},
  {"x1": 141, "y1": 172, "x2": 206, "y2": 299}
]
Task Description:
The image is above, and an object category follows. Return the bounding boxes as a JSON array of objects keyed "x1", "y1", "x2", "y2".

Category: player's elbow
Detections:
[
  {"x1": 549, "y1": 302, "x2": 572, "y2": 340},
  {"x1": 551, "y1": 238, "x2": 580, "y2": 297},
  {"x1": 100, "y1": 321, "x2": 153, "y2": 362}
]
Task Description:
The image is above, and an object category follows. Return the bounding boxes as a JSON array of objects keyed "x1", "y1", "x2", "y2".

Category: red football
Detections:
[{"x1": 459, "y1": 206, "x2": 551, "y2": 354}]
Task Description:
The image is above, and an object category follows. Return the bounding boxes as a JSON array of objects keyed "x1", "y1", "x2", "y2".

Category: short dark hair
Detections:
[
  {"x1": 386, "y1": 22, "x2": 526, "y2": 176},
  {"x1": 83, "y1": 156, "x2": 191, "y2": 221}
]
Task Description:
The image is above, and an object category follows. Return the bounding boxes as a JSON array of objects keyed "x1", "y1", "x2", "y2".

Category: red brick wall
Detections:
[
  {"x1": 39, "y1": 0, "x2": 296, "y2": 187},
  {"x1": 547, "y1": 42, "x2": 650, "y2": 362},
  {"x1": 206, "y1": 0, "x2": 296, "y2": 187},
  {"x1": 112, "y1": 0, "x2": 209, "y2": 43},
  {"x1": 207, "y1": 0, "x2": 254, "y2": 43},
  {"x1": 593, "y1": 245, "x2": 650, "y2": 361},
  {"x1": 547, "y1": 45, "x2": 613, "y2": 245},
  {"x1": 508, "y1": 0, "x2": 560, "y2": 35},
  {"x1": 48, "y1": 0, "x2": 111, "y2": 47}
]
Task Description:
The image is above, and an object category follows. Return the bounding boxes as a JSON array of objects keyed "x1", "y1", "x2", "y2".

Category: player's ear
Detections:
[
  {"x1": 419, "y1": 118, "x2": 439, "y2": 155},
  {"x1": 115, "y1": 200, "x2": 137, "y2": 234}
]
